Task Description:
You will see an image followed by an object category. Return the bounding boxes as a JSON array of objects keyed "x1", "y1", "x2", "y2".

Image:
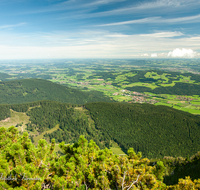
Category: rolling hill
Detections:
[
  {"x1": 1, "y1": 100, "x2": 200, "y2": 159},
  {"x1": 0, "y1": 78, "x2": 114, "y2": 104},
  {"x1": 0, "y1": 72, "x2": 14, "y2": 81}
]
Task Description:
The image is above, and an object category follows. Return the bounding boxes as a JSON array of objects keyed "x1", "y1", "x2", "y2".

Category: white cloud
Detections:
[
  {"x1": 106, "y1": 34, "x2": 129, "y2": 37},
  {"x1": 141, "y1": 53, "x2": 149, "y2": 57},
  {"x1": 158, "y1": 53, "x2": 167, "y2": 57},
  {"x1": 132, "y1": 0, "x2": 200, "y2": 10},
  {"x1": 168, "y1": 48, "x2": 196, "y2": 58},
  {"x1": 98, "y1": 17, "x2": 160, "y2": 26},
  {"x1": 20, "y1": 0, "x2": 125, "y2": 15},
  {"x1": 163, "y1": 14, "x2": 200, "y2": 24},
  {"x1": 140, "y1": 31, "x2": 183, "y2": 38},
  {"x1": 0, "y1": 22, "x2": 26, "y2": 30},
  {"x1": 76, "y1": 0, "x2": 200, "y2": 19},
  {"x1": 151, "y1": 53, "x2": 158, "y2": 57},
  {"x1": 86, "y1": 0, "x2": 126, "y2": 7},
  {"x1": 98, "y1": 14, "x2": 200, "y2": 26},
  {"x1": 0, "y1": 30, "x2": 199, "y2": 59}
]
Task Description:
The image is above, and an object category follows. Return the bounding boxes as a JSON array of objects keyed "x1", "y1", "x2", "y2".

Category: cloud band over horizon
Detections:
[{"x1": 0, "y1": 0, "x2": 199, "y2": 59}]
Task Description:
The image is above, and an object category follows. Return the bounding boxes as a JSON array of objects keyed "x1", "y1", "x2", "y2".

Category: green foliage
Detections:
[
  {"x1": 163, "y1": 151, "x2": 200, "y2": 185},
  {"x1": 0, "y1": 127, "x2": 57, "y2": 189},
  {"x1": 153, "y1": 161, "x2": 166, "y2": 181},
  {"x1": 0, "y1": 126, "x2": 200, "y2": 189},
  {"x1": 0, "y1": 127, "x2": 166, "y2": 189},
  {"x1": 166, "y1": 176, "x2": 200, "y2": 190}
]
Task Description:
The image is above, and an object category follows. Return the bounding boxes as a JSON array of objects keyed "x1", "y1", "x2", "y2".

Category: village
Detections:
[
  {"x1": 176, "y1": 96, "x2": 193, "y2": 101},
  {"x1": 51, "y1": 77, "x2": 200, "y2": 107},
  {"x1": 113, "y1": 89, "x2": 159, "y2": 104}
]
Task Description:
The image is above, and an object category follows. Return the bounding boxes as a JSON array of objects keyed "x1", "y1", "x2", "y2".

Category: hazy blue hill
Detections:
[{"x1": 0, "y1": 78, "x2": 114, "y2": 104}]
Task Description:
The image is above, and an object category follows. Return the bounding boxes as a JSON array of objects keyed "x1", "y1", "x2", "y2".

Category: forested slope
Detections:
[
  {"x1": 26, "y1": 101, "x2": 107, "y2": 149},
  {"x1": 0, "y1": 72, "x2": 13, "y2": 81},
  {"x1": 85, "y1": 102, "x2": 200, "y2": 158},
  {"x1": 0, "y1": 101, "x2": 200, "y2": 159},
  {"x1": 0, "y1": 101, "x2": 108, "y2": 149},
  {"x1": 0, "y1": 78, "x2": 114, "y2": 104}
]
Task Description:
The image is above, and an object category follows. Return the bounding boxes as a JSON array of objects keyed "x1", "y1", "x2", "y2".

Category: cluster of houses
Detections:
[
  {"x1": 131, "y1": 96, "x2": 158, "y2": 104},
  {"x1": 113, "y1": 92, "x2": 119, "y2": 95},
  {"x1": 113, "y1": 90, "x2": 158, "y2": 104},
  {"x1": 132, "y1": 95, "x2": 146, "y2": 103},
  {"x1": 176, "y1": 96, "x2": 193, "y2": 101}
]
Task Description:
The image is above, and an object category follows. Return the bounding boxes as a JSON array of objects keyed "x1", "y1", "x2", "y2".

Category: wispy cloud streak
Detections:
[
  {"x1": 0, "y1": 22, "x2": 26, "y2": 29},
  {"x1": 71, "y1": 0, "x2": 200, "y2": 19},
  {"x1": 97, "y1": 14, "x2": 200, "y2": 26},
  {"x1": 140, "y1": 31, "x2": 183, "y2": 38},
  {"x1": 19, "y1": 0, "x2": 126, "y2": 15}
]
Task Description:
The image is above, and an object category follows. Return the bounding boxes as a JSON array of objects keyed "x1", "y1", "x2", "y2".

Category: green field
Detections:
[
  {"x1": 1, "y1": 60, "x2": 200, "y2": 115},
  {"x1": 0, "y1": 109, "x2": 30, "y2": 131},
  {"x1": 32, "y1": 124, "x2": 60, "y2": 145},
  {"x1": 110, "y1": 141, "x2": 126, "y2": 155}
]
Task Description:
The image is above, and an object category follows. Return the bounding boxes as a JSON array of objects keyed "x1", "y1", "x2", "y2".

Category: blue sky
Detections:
[{"x1": 0, "y1": 0, "x2": 200, "y2": 59}]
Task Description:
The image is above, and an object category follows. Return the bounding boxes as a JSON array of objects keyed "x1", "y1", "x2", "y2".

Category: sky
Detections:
[{"x1": 0, "y1": 0, "x2": 200, "y2": 59}]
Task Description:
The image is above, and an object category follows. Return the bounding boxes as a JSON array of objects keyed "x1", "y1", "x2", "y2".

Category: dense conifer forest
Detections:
[
  {"x1": 0, "y1": 100, "x2": 200, "y2": 159},
  {"x1": 0, "y1": 79, "x2": 114, "y2": 104},
  {"x1": 84, "y1": 102, "x2": 200, "y2": 158}
]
